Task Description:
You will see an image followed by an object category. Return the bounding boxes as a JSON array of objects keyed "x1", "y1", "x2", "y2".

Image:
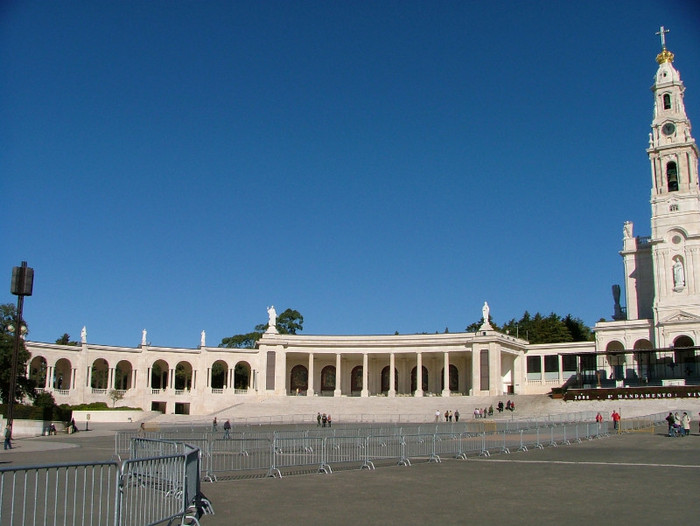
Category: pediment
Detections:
[{"x1": 659, "y1": 310, "x2": 700, "y2": 324}]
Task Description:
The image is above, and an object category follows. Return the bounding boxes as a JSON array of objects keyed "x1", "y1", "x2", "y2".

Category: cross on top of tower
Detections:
[
  {"x1": 656, "y1": 26, "x2": 669, "y2": 50},
  {"x1": 655, "y1": 26, "x2": 674, "y2": 64}
]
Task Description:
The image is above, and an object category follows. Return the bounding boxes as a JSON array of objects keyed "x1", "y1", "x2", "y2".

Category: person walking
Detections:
[
  {"x1": 3, "y1": 424, "x2": 11, "y2": 450},
  {"x1": 681, "y1": 412, "x2": 691, "y2": 437},
  {"x1": 454, "y1": 410, "x2": 460, "y2": 422},
  {"x1": 223, "y1": 419, "x2": 231, "y2": 439}
]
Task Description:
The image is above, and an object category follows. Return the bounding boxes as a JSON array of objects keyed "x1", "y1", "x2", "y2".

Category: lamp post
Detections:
[{"x1": 7, "y1": 261, "x2": 34, "y2": 430}]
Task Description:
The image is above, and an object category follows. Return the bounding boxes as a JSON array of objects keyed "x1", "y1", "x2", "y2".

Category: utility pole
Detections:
[{"x1": 8, "y1": 261, "x2": 34, "y2": 429}]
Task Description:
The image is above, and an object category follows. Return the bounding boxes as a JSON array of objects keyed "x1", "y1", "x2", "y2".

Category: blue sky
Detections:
[{"x1": 2, "y1": 1, "x2": 700, "y2": 348}]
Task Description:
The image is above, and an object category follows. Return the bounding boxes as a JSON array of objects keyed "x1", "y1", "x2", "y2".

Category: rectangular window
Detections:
[
  {"x1": 527, "y1": 356, "x2": 542, "y2": 381},
  {"x1": 544, "y1": 355, "x2": 559, "y2": 380},
  {"x1": 562, "y1": 355, "x2": 577, "y2": 372}
]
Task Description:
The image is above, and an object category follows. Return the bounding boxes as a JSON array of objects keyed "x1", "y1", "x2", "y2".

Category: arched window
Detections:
[
  {"x1": 320, "y1": 365, "x2": 335, "y2": 392},
  {"x1": 410, "y1": 366, "x2": 429, "y2": 393},
  {"x1": 211, "y1": 360, "x2": 228, "y2": 389},
  {"x1": 350, "y1": 365, "x2": 363, "y2": 393},
  {"x1": 380, "y1": 366, "x2": 398, "y2": 393},
  {"x1": 441, "y1": 364, "x2": 459, "y2": 391},
  {"x1": 663, "y1": 93, "x2": 671, "y2": 110},
  {"x1": 234, "y1": 362, "x2": 250, "y2": 390},
  {"x1": 290, "y1": 364, "x2": 308, "y2": 393},
  {"x1": 667, "y1": 161, "x2": 678, "y2": 192}
]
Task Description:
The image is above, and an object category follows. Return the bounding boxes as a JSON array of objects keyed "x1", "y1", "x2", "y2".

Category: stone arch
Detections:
[
  {"x1": 29, "y1": 355, "x2": 47, "y2": 389},
  {"x1": 290, "y1": 364, "x2": 308, "y2": 393},
  {"x1": 211, "y1": 360, "x2": 228, "y2": 389},
  {"x1": 380, "y1": 366, "x2": 398, "y2": 393},
  {"x1": 90, "y1": 358, "x2": 109, "y2": 389},
  {"x1": 674, "y1": 335, "x2": 697, "y2": 377},
  {"x1": 320, "y1": 365, "x2": 335, "y2": 392},
  {"x1": 114, "y1": 360, "x2": 133, "y2": 390},
  {"x1": 151, "y1": 359, "x2": 169, "y2": 389},
  {"x1": 54, "y1": 358, "x2": 72, "y2": 390},
  {"x1": 175, "y1": 361, "x2": 193, "y2": 390},
  {"x1": 441, "y1": 364, "x2": 459, "y2": 391},
  {"x1": 633, "y1": 339, "x2": 654, "y2": 381},
  {"x1": 663, "y1": 93, "x2": 671, "y2": 109},
  {"x1": 234, "y1": 361, "x2": 251, "y2": 390},
  {"x1": 350, "y1": 365, "x2": 363, "y2": 393},
  {"x1": 410, "y1": 365, "x2": 429, "y2": 393},
  {"x1": 605, "y1": 341, "x2": 625, "y2": 381}
]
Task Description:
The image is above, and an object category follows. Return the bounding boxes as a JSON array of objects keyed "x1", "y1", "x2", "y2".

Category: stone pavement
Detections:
[{"x1": 2, "y1": 421, "x2": 699, "y2": 526}]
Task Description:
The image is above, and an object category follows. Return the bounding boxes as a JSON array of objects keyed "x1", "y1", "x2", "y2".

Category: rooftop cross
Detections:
[{"x1": 656, "y1": 25, "x2": 669, "y2": 50}]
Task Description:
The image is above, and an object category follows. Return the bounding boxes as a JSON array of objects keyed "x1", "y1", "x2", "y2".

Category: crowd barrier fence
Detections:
[{"x1": 0, "y1": 440, "x2": 212, "y2": 526}]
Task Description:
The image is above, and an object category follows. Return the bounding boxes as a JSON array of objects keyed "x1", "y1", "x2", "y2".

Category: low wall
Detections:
[
  {"x1": 1, "y1": 417, "x2": 66, "y2": 438},
  {"x1": 71, "y1": 410, "x2": 148, "y2": 424}
]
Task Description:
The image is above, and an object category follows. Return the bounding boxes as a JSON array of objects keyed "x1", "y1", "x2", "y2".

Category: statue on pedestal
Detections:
[{"x1": 266, "y1": 306, "x2": 278, "y2": 333}]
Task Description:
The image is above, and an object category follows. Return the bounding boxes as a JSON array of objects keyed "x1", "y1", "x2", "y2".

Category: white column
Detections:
[
  {"x1": 334, "y1": 353, "x2": 342, "y2": 396},
  {"x1": 442, "y1": 352, "x2": 450, "y2": 397},
  {"x1": 540, "y1": 356, "x2": 546, "y2": 385},
  {"x1": 274, "y1": 348, "x2": 287, "y2": 396},
  {"x1": 471, "y1": 350, "x2": 480, "y2": 395},
  {"x1": 488, "y1": 345, "x2": 501, "y2": 395},
  {"x1": 389, "y1": 352, "x2": 396, "y2": 397},
  {"x1": 308, "y1": 353, "x2": 315, "y2": 396},
  {"x1": 415, "y1": 353, "x2": 424, "y2": 397},
  {"x1": 361, "y1": 353, "x2": 369, "y2": 397},
  {"x1": 558, "y1": 354, "x2": 563, "y2": 384}
]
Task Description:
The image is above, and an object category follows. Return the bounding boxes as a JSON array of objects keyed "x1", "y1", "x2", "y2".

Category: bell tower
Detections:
[{"x1": 646, "y1": 26, "x2": 700, "y2": 346}]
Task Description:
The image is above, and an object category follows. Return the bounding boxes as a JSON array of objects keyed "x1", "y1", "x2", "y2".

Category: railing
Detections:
[
  {"x1": 108, "y1": 409, "x2": 682, "y2": 485},
  {"x1": 0, "y1": 440, "x2": 212, "y2": 526}
]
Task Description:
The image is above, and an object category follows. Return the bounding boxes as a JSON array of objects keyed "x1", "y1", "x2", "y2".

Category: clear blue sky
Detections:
[{"x1": 2, "y1": 1, "x2": 700, "y2": 347}]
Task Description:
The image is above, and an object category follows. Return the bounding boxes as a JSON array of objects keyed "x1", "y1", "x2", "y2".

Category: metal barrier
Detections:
[
  {"x1": 1, "y1": 441, "x2": 212, "y2": 526},
  {"x1": 0, "y1": 461, "x2": 120, "y2": 526},
  {"x1": 110, "y1": 410, "x2": 680, "y2": 483}
]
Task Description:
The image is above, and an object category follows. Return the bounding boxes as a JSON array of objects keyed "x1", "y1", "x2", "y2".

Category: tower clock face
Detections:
[{"x1": 662, "y1": 122, "x2": 676, "y2": 136}]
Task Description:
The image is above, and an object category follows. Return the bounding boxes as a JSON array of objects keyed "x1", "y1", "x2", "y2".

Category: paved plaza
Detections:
[{"x1": 2, "y1": 420, "x2": 699, "y2": 526}]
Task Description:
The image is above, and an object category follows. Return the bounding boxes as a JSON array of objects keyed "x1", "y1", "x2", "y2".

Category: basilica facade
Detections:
[{"x1": 21, "y1": 32, "x2": 700, "y2": 415}]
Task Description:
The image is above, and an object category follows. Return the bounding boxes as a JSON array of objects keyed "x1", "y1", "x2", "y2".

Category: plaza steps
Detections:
[{"x1": 149, "y1": 394, "x2": 700, "y2": 426}]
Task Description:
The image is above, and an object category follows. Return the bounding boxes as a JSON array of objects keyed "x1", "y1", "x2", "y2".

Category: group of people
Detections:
[
  {"x1": 472, "y1": 407, "x2": 491, "y2": 419},
  {"x1": 212, "y1": 417, "x2": 233, "y2": 438},
  {"x1": 435, "y1": 410, "x2": 461, "y2": 422},
  {"x1": 316, "y1": 412, "x2": 332, "y2": 427},
  {"x1": 666, "y1": 411, "x2": 692, "y2": 437}
]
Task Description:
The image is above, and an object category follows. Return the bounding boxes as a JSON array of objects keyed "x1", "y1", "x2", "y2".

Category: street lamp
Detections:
[{"x1": 7, "y1": 261, "x2": 34, "y2": 431}]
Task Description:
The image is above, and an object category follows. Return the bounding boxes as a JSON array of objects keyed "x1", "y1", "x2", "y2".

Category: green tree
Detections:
[
  {"x1": 276, "y1": 309, "x2": 304, "y2": 335},
  {"x1": 55, "y1": 333, "x2": 79, "y2": 346},
  {"x1": 108, "y1": 389, "x2": 124, "y2": 407},
  {"x1": 220, "y1": 308, "x2": 304, "y2": 348},
  {"x1": 499, "y1": 311, "x2": 594, "y2": 344},
  {"x1": 220, "y1": 332, "x2": 263, "y2": 349},
  {"x1": 0, "y1": 303, "x2": 36, "y2": 404}
]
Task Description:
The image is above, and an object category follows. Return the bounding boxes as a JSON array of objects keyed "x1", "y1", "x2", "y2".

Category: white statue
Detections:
[
  {"x1": 479, "y1": 302, "x2": 493, "y2": 330},
  {"x1": 81, "y1": 326, "x2": 87, "y2": 344},
  {"x1": 673, "y1": 258, "x2": 685, "y2": 288},
  {"x1": 141, "y1": 329, "x2": 147, "y2": 346},
  {"x1": 623, "y1": 221, "x2": 633, "y2": 239},
  {"x1": 200, "y1": 330, "x2": 206, "y2": 347},
  {"x1": 267, "y1": 305, "x2": 277, "y2": 327}
]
